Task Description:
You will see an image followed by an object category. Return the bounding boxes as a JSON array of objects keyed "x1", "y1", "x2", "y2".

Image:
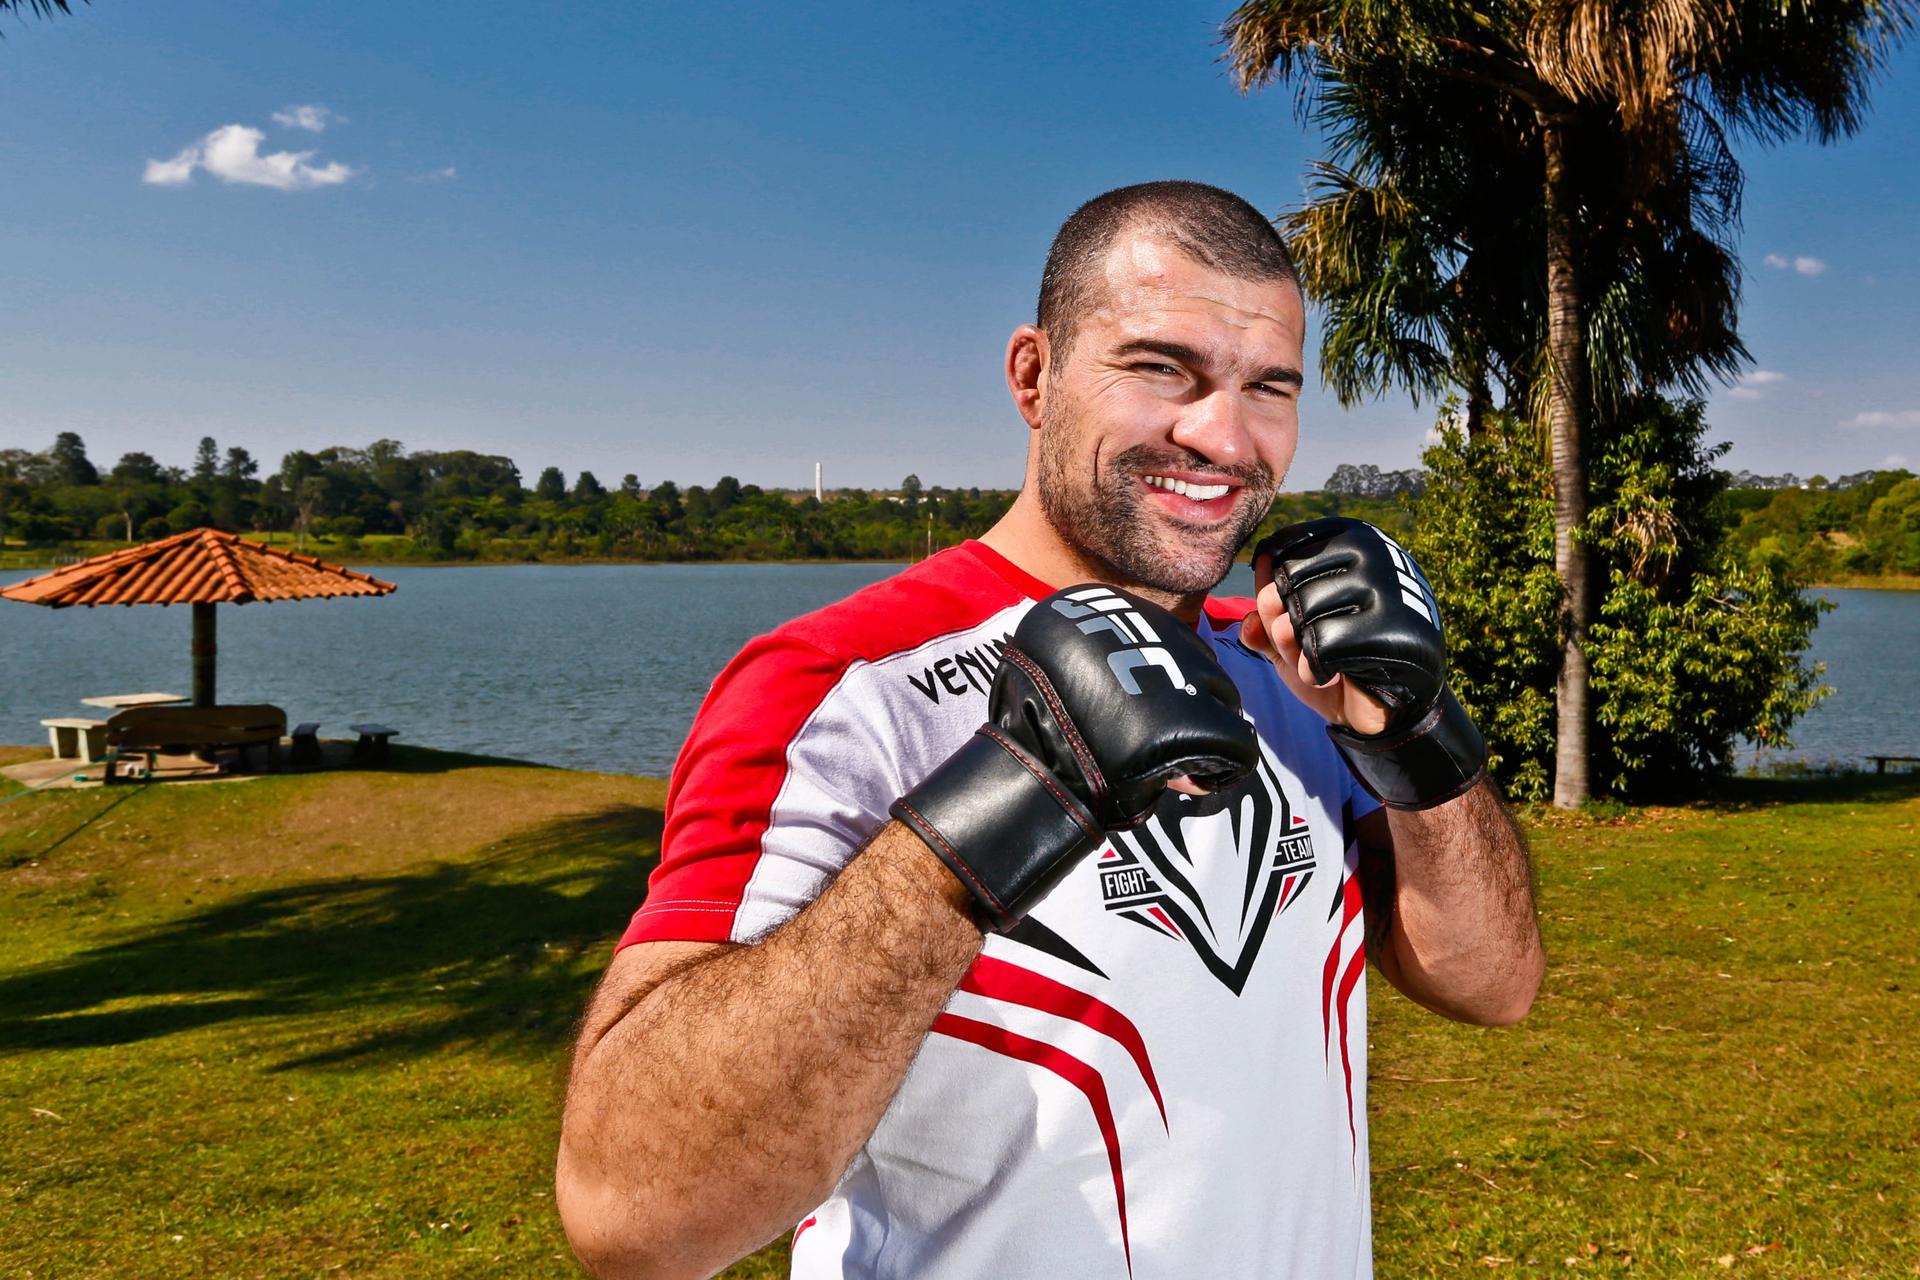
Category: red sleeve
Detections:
[{"x1": 618, "y1": 630, "x2": 852, "y2": 947}]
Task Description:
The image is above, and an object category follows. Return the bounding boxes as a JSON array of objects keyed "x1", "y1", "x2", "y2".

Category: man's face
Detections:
[{"x1": 1035, "y1": 230, "x2": 1305, "y2": 597}]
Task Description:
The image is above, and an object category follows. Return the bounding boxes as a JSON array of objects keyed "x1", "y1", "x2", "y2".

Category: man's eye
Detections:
[{"x1": 1135, "y1": 363, "x2": 1180, "y2": 376}]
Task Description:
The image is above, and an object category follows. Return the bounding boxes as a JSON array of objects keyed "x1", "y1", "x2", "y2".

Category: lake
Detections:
[{"x1": 3, "y1": 562, "x2": 1914, "y2": 777}]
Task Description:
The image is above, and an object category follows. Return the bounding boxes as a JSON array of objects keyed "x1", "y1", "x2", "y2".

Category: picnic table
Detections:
[
  {"x1": 81, "y1": 692, "x2": 189, "y2": 710},
  {"x1": 42, "y1": 694, "x2": 190, "y2": 760}
]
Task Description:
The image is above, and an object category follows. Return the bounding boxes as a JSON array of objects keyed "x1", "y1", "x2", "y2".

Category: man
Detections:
[{"x1": 557, "y1": 181, "x2": 1545, "y2": 1279}]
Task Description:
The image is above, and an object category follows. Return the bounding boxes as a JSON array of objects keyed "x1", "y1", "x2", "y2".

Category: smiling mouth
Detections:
[{"x1": 1141, "y1": 474, "x2": 1235, "y2": 502}]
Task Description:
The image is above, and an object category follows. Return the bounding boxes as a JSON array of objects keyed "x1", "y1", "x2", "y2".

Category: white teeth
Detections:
[{"x1": 1145, "y1": 475, "x2": 1231, "y2": 501}]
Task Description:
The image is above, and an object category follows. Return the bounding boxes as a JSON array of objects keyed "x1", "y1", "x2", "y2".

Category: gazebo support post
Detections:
[{"x1": 192, "y1": 602, "x2": 217, "y2": 707}]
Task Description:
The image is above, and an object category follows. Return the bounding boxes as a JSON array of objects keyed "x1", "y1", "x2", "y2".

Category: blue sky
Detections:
[{"x1": 3, "y1": 1, "x2": 1915, "y2": 491}]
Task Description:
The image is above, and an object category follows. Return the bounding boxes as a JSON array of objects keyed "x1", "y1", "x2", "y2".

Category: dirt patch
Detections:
[{"x1": 0, "y1": 745, "x2": 49, "y2": 769}]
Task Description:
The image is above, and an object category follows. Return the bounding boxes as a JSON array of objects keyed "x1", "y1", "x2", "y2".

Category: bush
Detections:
[
  {"x1": 1863, "y1": 477, "x2": 1920, "y2": 573},
  {"x1": 1402, "y1": 415, "x2": 1561, "y2": 800},
  {"x1": 1408, "y1": 398, "x2": 1827, "y2": 801}
]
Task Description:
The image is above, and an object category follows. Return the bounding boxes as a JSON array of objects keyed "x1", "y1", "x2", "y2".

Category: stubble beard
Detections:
[{"x1": 1036, "y1": 396, "x2": 1278, "y2": 597}]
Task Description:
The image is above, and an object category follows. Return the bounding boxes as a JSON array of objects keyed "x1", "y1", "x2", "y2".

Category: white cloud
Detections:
[
  {"x1": 1886, "y1": 454, "x2": 1911, "y2": 468},
  {"x1": 1762, "y1": 253, "x2": 1827, "y2": 277},
  {"x1": 1842, "y1": 410, "x2": 1920, "y2": 429},
  {"x1": 142, "y1": 146, "x2": 198, "y2": 186},
  {"x1": 409, "y1": 164, "x2": 458, "y2": 182},
  {"x1": 271, "y1": 104, "x2": 336, "y2": 132},
  {"x1": 142, "y1": 123, "x2": 355, "y2": 191},
  {"x1": 1729, "y1": 369, "x2": 1787, "y2": 400}
]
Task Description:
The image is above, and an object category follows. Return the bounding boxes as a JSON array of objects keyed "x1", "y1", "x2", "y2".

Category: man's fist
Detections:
[
  {"x1": 892, "y1": 584, "x2": 1258, "y2": 931},
  {"x1": 1250, "y1": 518, "x2": 1488, "y2": 810}
]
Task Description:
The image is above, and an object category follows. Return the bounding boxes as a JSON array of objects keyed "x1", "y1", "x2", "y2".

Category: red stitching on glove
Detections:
[{"x1": 997, "y1": 643, "x2": 1109, "y2": 813}]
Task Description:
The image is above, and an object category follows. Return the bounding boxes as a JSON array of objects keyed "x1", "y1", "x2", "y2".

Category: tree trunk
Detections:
[
  {"x1": 1464, "y1": 347, "x2": 1490, "y2": 441},
  {"x1": 1542, "y1": 123, "x2": 1593, "y2": 808}
]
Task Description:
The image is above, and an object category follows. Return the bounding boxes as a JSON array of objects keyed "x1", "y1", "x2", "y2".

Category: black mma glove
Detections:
[
  {"x1": 1251, "y1": 517, "x2": 1488, "y2": 810},
  {"x1": 891, "y1": 584, "x2": 1259, "y2": 932}
]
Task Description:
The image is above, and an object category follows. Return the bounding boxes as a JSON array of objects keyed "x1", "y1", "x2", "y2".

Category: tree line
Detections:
[
  {"x1": 0, "y1": 434, "x2": 1025, "y2": 562},
  {"x1": 8, "y1": 430, "x2": 1911, "y2": 577}
]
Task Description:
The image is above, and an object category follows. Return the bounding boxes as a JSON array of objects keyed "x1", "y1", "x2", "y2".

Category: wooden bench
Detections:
[
  {"x1": 1868, "y1": 755, "x2": 1920, "y2": 774},
  {"x1": 103, "y1": 704, "x2": 288, "y2": 782},
  {"x1": 41, "y1": 717, "x2": 109, "y2": 763},
  {"x1": 347, "y1": 723, "x2": 399, "y2": 763},
  {"x1": 289, "y1": 722, "x2": 322, "y2": 766}
]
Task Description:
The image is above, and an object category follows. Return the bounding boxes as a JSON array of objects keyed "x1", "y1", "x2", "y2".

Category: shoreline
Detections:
[
  {"x1": 0, "y1": 551, "x2": 917, "y2": 573},
  {"x1": 7, "y1": 551, "x2": 1918, "y2": 589}
]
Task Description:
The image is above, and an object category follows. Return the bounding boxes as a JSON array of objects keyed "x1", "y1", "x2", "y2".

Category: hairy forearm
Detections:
[
  {"x1": 557, "y1": 825, "x2": 983, "y2": 1279},
  {"x1": 1378, "y1": 782, "x2": 1544, "y2": 1025}
]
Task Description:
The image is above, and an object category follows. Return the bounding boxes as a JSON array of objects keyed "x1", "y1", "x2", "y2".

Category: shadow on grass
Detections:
[
  {"x1": 1703, "y1": 769, "x2": 1920, "y2": 809},
  {"x1": 312, "y1": 742, "x2": 563, "y2": 775},
  {"x1": 0, "y1": 803, "x2": 659, "y2": 1069}
]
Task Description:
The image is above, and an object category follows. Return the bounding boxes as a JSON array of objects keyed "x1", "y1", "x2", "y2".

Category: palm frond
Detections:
[{"x1": 0, "y1": 0, "x2": 81, "y2": 17}]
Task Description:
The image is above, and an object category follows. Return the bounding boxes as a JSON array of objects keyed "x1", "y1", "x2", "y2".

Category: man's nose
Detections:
[{"x1": 1169, "y1": 388, "x2": 1255, "y2": 467}]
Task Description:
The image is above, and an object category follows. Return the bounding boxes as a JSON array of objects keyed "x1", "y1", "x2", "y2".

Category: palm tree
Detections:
[
  {"x1": 1, "y1": 0, "x2": 80, "y2": 17},
  {"x1": 1224, "y1": 0, "x2": 1912, "y2": 805},
  {"x1": 1283, "y1": 57, "x2": 1746, "y2": 436}
]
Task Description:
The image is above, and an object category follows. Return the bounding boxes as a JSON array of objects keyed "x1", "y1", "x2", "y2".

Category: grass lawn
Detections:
[{"x1": 2, "y1": 748, "x2": 1914, "y2": 1277}]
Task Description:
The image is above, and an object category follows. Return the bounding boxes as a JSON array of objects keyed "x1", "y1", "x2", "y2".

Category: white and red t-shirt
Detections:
[{"x1": 619, "y1": 541, "x2": 1380, "y2": 1279}]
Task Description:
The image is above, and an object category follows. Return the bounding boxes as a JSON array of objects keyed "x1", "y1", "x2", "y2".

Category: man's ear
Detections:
[{"x1": 1005, "y1": 325, "x2": 1049, "y2": 431}]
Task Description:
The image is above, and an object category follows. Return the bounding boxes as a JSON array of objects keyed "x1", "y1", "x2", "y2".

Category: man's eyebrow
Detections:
[{"x1": 1111, "y1": 338, "x2": 1303, "y2": 388}]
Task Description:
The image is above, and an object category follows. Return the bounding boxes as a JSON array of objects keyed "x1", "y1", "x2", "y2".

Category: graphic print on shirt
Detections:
[
  {"x1": 1323, "y1": 860, "x2": 1368, "y2": 1161},
  {"x1": 1097, "y1": 737, "x2": 1318, "y2": 995}
]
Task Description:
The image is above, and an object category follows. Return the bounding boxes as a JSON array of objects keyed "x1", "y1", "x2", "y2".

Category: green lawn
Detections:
[{"x1": 1, "y1": 748, "x2": 1913, "y2": 1277}]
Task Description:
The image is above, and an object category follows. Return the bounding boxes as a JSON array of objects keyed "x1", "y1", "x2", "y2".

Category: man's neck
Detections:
[{"x1": 978, "y1": 490, "x2": 1207, "y2": 624}]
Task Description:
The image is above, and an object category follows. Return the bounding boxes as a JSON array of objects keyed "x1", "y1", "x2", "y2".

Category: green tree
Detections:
[
  {"x1": 1223, "y1": 0, "x2": 1910, "y2": 804},
  {"x1": 192, "y1": 437, "x2": 221, "y2": 485},
  {"x1": 111, "y1": 452, "x2": 166, "y2": 485},
  {"x1": 534, "y1": 467, "x2": 568, "y2": 503},
  {"x1": 649, "y1": 481, "x2": 684, "y2": 528},
  {"x1": 1863, "y1": 477, "x2": 1920, "y2": 573},
  {"x1": 573, "y1": 470, "x2": 607, "y2": 502},
  {"x1": 223, "y1": 446, "x2": 259, "y2": 482},
  {"x1": 49, "y1": 432, "x2": 99, "y2": 487},
  {"x1": 1409, "y1": 400, "x2": 1824, "y2": 800},
  {"x1": 295, "y1": 476, "x2": 329, "y2": 550}
]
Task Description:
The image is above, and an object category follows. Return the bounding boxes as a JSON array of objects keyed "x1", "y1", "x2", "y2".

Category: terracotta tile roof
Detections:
[{"x1": 0, "y1": 528, "x2": 398, "y2": 608}]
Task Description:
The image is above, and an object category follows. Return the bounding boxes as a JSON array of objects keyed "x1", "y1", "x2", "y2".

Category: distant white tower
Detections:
[{"x1": 814, "y1": 461, "x2": 823, "y2": 502}]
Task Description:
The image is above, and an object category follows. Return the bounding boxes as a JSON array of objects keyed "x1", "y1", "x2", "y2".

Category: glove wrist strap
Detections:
[
  {"x1": 890, "y1": 728, "x2": 1103, "y2": 932},
  {"x1": 1327, "y1": 686, "x2": 1488, "y2": 811}
]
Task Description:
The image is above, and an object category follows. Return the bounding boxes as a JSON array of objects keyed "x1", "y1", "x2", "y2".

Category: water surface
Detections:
[{"x1": 4, "y1": 565, "x2": 1912, "y2": 777}]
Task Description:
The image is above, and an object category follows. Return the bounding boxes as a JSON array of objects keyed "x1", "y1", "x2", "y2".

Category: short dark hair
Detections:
[{"x1": 1036, "y1": 181, "x2": 1299, "y2": 360}]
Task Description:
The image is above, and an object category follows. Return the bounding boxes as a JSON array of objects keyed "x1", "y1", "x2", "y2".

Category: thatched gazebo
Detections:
[{"x1": 1, "y1": 528, "x2": 396, "y2": 706}]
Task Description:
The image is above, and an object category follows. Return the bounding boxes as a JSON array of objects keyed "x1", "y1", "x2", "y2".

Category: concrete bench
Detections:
[
  {"x1": 42, "y1": 718, "x2": 108, "y2": 762},
  {"x1": 347, "y1": 723, "x2": 399, "y2": 763},
  {"x1": 290, "y1": 722, "x2": 322, "y2": 766}
]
